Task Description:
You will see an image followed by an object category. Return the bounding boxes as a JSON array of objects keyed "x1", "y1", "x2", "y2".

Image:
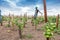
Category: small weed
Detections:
[
  {"x1": 26, "y1": 34, "x2": 33, "y2": 39},
  {"x1": 5, "y1": 24, "x2": 10, "y2": 27}
]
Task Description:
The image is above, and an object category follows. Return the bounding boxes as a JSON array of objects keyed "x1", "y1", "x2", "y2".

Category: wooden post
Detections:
[
  {"x1": 24, "y1": 13, "x2": 27, "y2": 22},
  {"x1": 43, "y1": 0, "x2": 48, "y2": 23},
  {"x1": 56, "y1": 14, "x2": 59, "y2": 28}
]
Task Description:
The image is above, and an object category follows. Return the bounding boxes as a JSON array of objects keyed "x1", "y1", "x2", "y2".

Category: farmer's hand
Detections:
[{"x1": 39, "y1": 11, "x2": 43, "y2": 16}]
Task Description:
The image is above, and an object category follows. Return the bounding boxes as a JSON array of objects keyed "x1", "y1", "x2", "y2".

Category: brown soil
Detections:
[{"x1": 0, "y1": 20, "x2": 60, "y2": 40}]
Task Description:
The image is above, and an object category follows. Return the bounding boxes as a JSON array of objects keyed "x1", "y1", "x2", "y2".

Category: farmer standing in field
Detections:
[{"x1": 34, "y1": 7, "x2": 43, "y2": 19}]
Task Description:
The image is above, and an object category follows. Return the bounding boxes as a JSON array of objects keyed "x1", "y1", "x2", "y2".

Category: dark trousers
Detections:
[{"x1": 34, "y1": 13, "x2": 38, "y2": 19}]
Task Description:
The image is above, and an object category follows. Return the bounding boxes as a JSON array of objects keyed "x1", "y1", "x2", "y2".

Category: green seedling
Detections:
[
  {"x1": 15, "y1": 21, "x2": 24, "y2": 39},
  {"x1": 32, "y1": 18, "x2": 39, "y2": 30},
  {"x1": 44, "y1": 22, "x2": 56, "y2": 40},
  {"x1": 26, "y1": 34, "x2": 33, "y2": 39}
]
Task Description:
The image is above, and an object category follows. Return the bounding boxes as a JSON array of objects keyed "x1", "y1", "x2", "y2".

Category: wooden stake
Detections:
[
  {"x1": 43, "y1": 0, "x2": 48, "y2": 23},
  {"x1": 56, "y1": 14, "x2": 59, "y2": 28}
]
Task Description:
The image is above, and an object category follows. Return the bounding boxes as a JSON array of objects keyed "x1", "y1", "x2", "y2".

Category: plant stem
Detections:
[
  {"x1": 23, "y1": 22, "x2": 25, "y2": 28},
  {"x1": 19, "y1": 30, "x2": 22, "y2": 39},
  {"x1": 35, "y1": 26, "x2": 37, "y2": 30},
  {"x1": 46, "y1": 38, "x2": 50, "y2": 40},
  {"x1": 1, "y1": 22, "x2": 2, "y2": 26}
]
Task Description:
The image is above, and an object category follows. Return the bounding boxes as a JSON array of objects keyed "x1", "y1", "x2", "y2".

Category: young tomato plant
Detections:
[
  {"x1": 31, "y1": 17, "x2": 34, "y2": 26},
  {"x1": 21, "y1": 17, "x2": 27, "y2": 28},
  {"x1": 44, "y1": 29, "x2": 53, "y2": 40},
  {"x1": 44, "y1": 22, "x2": 56, "y2": 40},
  {"x1": 15, "y1": 16, "x2": 27, "y2": 38},
  {"x1": 17, "y1": 22, "x2": 24, "y2": 39},
  {"x1": 48, "y1": 16, "x2": 56, "y2": 23},
  {"x1": 6, "y1": 15, "x2": 11, "y2": 27},
  {"x1": 11, "y1": 15, "x2": 15, "y2": 28},
  {"x1": 32, "y1": 18, "x2": 39, "y2": 30},
  {"x1": 15, "y1": 19, "x2": 24, "y2": 39}
]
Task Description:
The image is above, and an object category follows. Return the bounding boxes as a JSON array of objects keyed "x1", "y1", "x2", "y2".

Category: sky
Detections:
[{"x1": 0, "y1": 0, "x2": 60, "y2": 16}]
